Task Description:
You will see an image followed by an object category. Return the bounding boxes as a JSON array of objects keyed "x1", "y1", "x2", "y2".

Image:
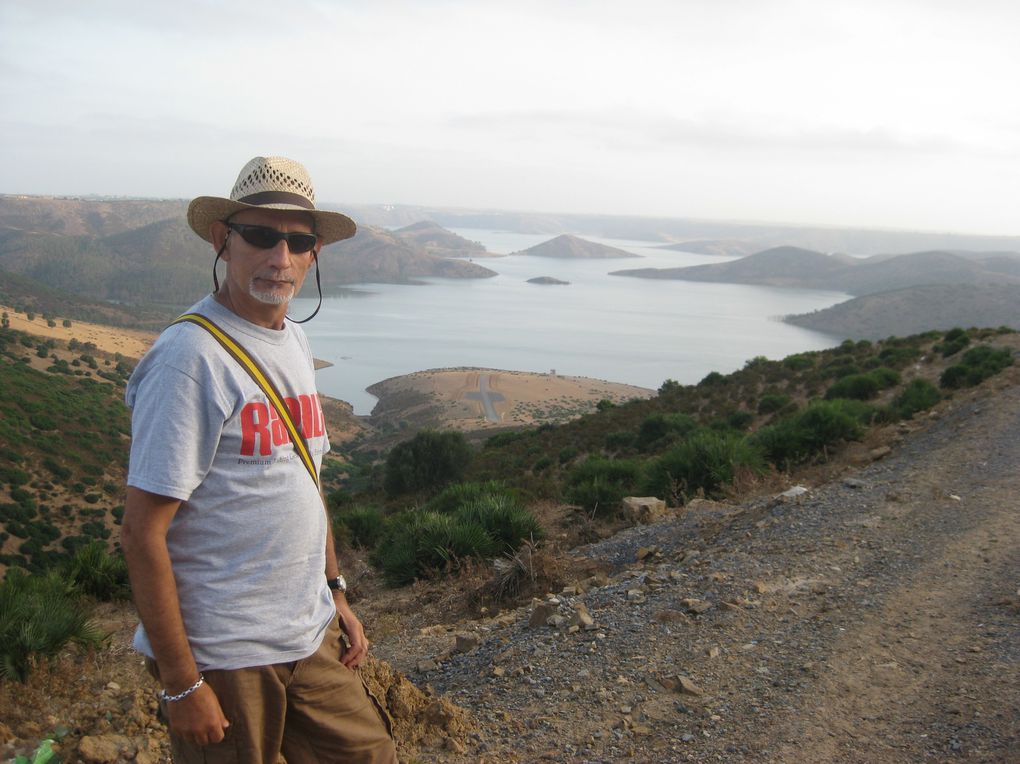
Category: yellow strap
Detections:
[{"x1": 172, "y1": 313, "x2": 319, "y2": 489}]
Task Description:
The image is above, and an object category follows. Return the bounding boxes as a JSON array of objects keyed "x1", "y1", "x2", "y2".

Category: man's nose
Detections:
[{"x1": 266, "y1": 239, "x2": 295, "y2": 267}]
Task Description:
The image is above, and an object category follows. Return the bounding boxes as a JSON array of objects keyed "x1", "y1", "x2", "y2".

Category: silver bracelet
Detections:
[{"x1": 158, "y1": 674, "x2": 205, "y2": 703}]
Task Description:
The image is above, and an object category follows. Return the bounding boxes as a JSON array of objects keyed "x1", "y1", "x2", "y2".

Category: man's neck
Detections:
[{"x1": 213, "y1": 287, "x2": 288, "y2": 331}]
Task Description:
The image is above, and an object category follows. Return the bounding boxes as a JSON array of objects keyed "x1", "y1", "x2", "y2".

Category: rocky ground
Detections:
[
  {"x1": 367, "y1": 371, "x2": 1020, "y2": 763},
  {"x1": 2, "y1": 371, "x2": 1019, "y2": 762}
]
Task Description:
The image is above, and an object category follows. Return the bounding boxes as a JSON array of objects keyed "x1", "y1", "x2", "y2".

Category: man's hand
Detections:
[
  {"x1": 334, "y1": 593, "x2": 369, "y2": 669},
  {"x1": 165, "y1": 683, "x2": 230, "y2": 746}
]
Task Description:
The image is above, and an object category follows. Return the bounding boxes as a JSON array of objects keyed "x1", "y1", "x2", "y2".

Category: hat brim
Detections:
[{"x1": 187, "y1": 197, "x2": 357, "y2": 246}]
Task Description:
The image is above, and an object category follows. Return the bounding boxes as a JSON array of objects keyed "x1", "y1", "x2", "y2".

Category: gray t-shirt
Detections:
[{"x1": 125, "y1": 295, "x2": 334, "y2": 671}]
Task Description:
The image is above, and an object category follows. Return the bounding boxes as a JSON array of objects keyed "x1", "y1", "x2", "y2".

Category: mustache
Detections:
[{"x1": 252, "y1": 272, "x2": 296, "y2": 284}]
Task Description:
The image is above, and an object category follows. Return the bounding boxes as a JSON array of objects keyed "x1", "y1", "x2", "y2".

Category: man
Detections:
[{"x1": 121, "y1": 156, "x2": 397, "y2": 763}]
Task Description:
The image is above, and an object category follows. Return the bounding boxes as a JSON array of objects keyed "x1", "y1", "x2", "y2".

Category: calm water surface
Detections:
[{"x1": 295, "y1": 229, "x2": 849, "y2": 414}]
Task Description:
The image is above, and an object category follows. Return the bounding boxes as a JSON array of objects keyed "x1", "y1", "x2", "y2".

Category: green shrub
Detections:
[
  {"x1": 726, "y1": 410, "x2": 754, "y2": 431},
  {"x1": 940, "y1": 345, "x2": 1014, "y2": 389},
  {"x1": 757, "y1": 393, "x2": 791, "y2": 415},
  {"x1": 877, "y1": 345, "x2": 921, "y2": 368},
  {"x1": 604, "y1": 431, "x2": 635, "y2": 451},
  {"x1": 783, "y1": 353, "x2": 814, "y2": 371},
  {"x1": 641, "y1": 430, "x2": 764, "y2": 503},
  {"x1": 374, "y1": 511, "x2": 499, "y2": 586},
  {"x1": 332, "y1": 506, "x2": 386, "y2": 549},
  {"x1": 752, "y1": 400, "x2": 870, "y2": 466},
  {"x1": 869, "y1": 367, "x2": 902, "y2": 389},
  {"x1": 825, "y1": 374, "x2": 880, "y2": 401},
  {"x1": 423, "y1": 481, "x2": 518, "y2": 515},
  {"x1": 564, "y1": 457, "x2": 642, "y2": 516},
  {"x1": 637, "y1": 413, "x2": 697, "y2": 448},
  {"x1": 0, "y1": 568, "x2": 105, "y2": 681},
  {"x1": 558, "y1": 446, "x2": 579, "y2": 465},
  {"x1": 937, "y1": 328, "x2": 970, "y2": 358},
  {"x1": 383, "y1": 430, "x2": 471, "y2": 496},
  {"x1": 892, "y1": 379, "x2": 941, "y2": 419},
  {"x1": 64, "y1": 541, "x2": 130, "y2": 600},
  {"x1": 453, "y1": 494, "x2": 543, "y2": 551},
  {"x1": 698, "y1": 371, "x2": 726, "y2": 387}
]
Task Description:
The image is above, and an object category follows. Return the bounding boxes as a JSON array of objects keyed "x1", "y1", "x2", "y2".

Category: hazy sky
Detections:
[{"x1": 2, "y1": 0, "x2": 1018, "y2": 235}]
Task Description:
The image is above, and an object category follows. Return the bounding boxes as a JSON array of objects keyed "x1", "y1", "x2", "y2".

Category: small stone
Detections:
[
  {"x1": 453, "y1": 633, "x2": 479, "y2": 654},
  {"x1": 682, "y1": 733, "x2": 695, "y2": 743},
  {"x1": 78, "y1": 735, "x2": 130, "y2": 764},
  {"x1": 843, "y1": 478, "x2": 866, "y2": 489},
  {"x1": 869, "y1": 446, "x2": 891, "y2": 460},
  {"x1": 779, "y1": 485, "x2": 809, "y2": 499},
  {"x1": 681, "y1": 598, "x2": 712, "y2": 614},
  {"x1": 636, "y1": 546, "x2": 659, "y2": 561},
  {"x1": 105, "y1": 681, "x2": 121, "y2": 691},
  {"x1": 417, "y1": 659, "x2": 439, "y2": 672},
  {"x1": 627, "y1": 589, "x2": 646, "y2": 602},
  {"x1": 707, "y1": 646, "x2": 721, "y2": 659},
  {"x1": 548, "y1": 614, "x2": 567, "y2": 628},
  {"x1": 529, "y1": 603, "x2": 558, "y2": 628},
  {"x1": 677, "y1": 676, "x2": 704, "y2": 696},
  {"x1": 491, "y1": 666, "x2": 505, "y2": 677}
]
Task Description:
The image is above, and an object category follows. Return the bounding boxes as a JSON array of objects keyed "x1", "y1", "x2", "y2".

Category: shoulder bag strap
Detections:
[{"x1": 172, "y1": 312, "x2": 320, "y2": 490}]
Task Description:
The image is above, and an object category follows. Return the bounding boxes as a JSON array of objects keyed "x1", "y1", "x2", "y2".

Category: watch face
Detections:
[{"x1": 330, "y1": 575, "x2": 347, "y2": 592}]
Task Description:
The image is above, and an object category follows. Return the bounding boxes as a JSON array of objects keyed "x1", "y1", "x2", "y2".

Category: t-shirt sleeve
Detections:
[{"x1": 127, "y1": 362, "x2": 226, "y2": 501}]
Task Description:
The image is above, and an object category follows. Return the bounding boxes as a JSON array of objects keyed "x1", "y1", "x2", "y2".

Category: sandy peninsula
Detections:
[{"x1": 367, "y1": 367, "x2": 655, "y2": 432}]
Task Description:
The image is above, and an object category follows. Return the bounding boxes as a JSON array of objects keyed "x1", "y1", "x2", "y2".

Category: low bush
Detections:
[
  {"x1": 637, "y1": 413, "x2": 697, "y2": 449},
  {"x1": 892, "y1": 379, "x2": 941, "y2": 419},
  {"x1": 423, "y1": 481, "x2": 518, "y2": 515},
  {"x1": 0, "y1": 568, "x2": 106, "y2": 681},
  {"x1": 825, "y1": 374, "x2": 880, "y2": 401},
  {"x1": 940, "y1": 345, "x2": 1014, "y2": 389},
  {"x1": 383, "y1": 430, "x2": 472, "y2": 496},
  {"x1": 641, "y1": 429, "x2": 764, "y2": 504},
  {"x1": 757, "y1": 393, "x2": 791, "y2": 415},
  {"x1": 332, "y1": 506, "x2": 386, "y2": 549},
  {"x1": 373, "y1": 511, "x2": 499, "y2": 586},
  {"x1": 751, "y1": 399, "x2": 871, "y2": 467},
  {"x1": 64, "y1": 541, "x2": 131, "y2": 600},
  {"x1": 564, "y1": 457, "x2": 642, "y2": 517}
]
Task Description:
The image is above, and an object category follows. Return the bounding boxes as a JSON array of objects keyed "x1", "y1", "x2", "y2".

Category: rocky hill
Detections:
[
  {"x1": 321, "y1": 226, "x2": 497, "y2": 285},
  {"x1": 392, "y1": 221, "x2": 491, "y2": 258},
  {"x1": 512, "y1": 234, "x2": 640, "y2": 259},
  {"x1": 785, "y1": 283, "x2": 1020, "y2": 340}
]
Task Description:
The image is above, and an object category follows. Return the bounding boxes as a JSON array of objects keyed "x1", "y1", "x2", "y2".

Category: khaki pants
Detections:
[{"x1": 149, "y1": 618, "x2": 396, "y2": 764}]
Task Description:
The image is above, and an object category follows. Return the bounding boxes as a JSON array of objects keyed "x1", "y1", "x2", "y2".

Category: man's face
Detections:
[{"x1": 218, "y1": 209, "x2": 318, "y2": 306}]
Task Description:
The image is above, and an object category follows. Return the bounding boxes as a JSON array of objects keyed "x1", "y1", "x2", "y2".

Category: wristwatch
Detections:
[{"x1": 327, "y1": 574, "x2": 347, "y2": 593}]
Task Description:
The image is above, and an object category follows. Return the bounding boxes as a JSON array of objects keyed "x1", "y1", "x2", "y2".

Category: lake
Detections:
[{"x1": 293, "y1": 229, "x2": 850, "y2": 415}]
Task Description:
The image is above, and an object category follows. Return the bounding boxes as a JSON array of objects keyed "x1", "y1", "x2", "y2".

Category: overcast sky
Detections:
[{"x1": 1, "y1": 0, "x2": 1018, "y2": 235}]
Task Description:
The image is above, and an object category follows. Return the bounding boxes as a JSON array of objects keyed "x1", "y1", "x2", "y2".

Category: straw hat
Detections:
[{"x1": 187, "y1": 156, "x2": 357, "y2": 245}]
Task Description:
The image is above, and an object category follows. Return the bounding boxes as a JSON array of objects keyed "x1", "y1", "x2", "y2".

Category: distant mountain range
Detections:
[
  {"x1": 610, "y1": 245, "x2": 1020, "y2": 296},
  {"x1": 607, "y1": 245, "x2": 1020, "y2": 339},
  {"x1": 512, "y1": 234, "x2": 639, "y2": 259},
  {"x1": 0, "y1": 197, "x2": 498, "y2": 312},
  {"x1": 341, "y1": 203, "x2": 1020, "y2": 257}
]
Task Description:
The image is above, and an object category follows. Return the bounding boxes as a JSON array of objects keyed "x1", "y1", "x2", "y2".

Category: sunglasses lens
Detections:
[
  {"x1": 231, "y1": 225, "x2": 316, "y2": 253},
  {"x1": 239, "y1": 226, "x2": 281, "y2": 249},
  {"x1": 287, "y1": 234, "x2": 317, "y2": 253}
]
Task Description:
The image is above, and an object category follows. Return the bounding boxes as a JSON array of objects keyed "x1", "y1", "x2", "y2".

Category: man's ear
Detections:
[{"x1": 210, "y1": 221, "x2": 231, "y2": 259}]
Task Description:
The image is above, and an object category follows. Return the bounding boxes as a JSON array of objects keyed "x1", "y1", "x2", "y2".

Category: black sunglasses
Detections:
[{"x1": 226, "y1": 223, "x2": 318, "y2": 254}]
